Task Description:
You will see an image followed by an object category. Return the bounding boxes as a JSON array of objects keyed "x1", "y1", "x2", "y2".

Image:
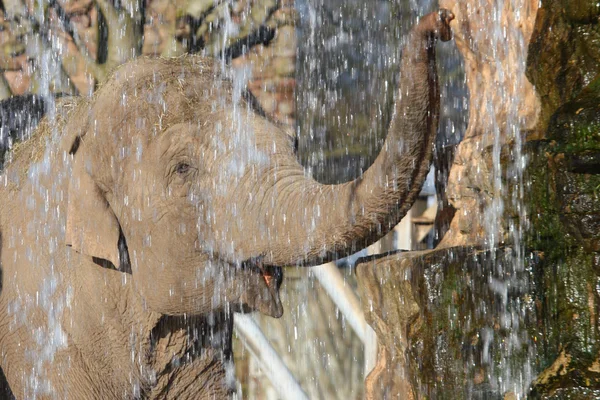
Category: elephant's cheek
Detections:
[{"x1": 128, "y1": 265, "x2": 205, "y2": 315}]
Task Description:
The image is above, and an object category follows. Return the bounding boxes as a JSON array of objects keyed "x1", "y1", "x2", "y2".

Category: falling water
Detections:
[
  {"x1": 477, "y1": 2, "x2": 535, "y2": 398},
  {"x1": 296, "y1": 0, "x2": 418, "y2": 183},
  {"x1": 16, "y1": 4, "x2": 71, "y2": 398},
  {"x1": 0, "y1": 0, "x2": 548, "y2": 398},
  {"x1": 294, "y1": 0, "x2": 537, "y2": 398}
]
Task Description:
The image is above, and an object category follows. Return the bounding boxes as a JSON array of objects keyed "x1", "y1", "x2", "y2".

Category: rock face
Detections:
[
  {"x1": 353, "y1": 4, "x2": 544, "y2": 396},
  {"x1": 526, "y1": 0, "x2": 600, "y2": 255}
]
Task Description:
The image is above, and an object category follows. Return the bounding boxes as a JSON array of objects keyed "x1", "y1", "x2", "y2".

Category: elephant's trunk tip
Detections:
[
  {"x1": 440, "y1": 9, "x2": 455, "y2": 23},
  {"x1": 438, "y1": 9, "x2": 455, "y2": 43}
]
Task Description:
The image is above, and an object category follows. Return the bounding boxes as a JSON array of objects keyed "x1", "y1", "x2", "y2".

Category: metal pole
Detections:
[{"x1": 234, "y1": 313, "x2": 309, "y2": 400}]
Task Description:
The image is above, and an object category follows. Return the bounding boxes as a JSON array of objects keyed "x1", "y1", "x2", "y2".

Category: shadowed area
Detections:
[
  {"x1": 0, "y1": 95, "x2": 46, "y2": 168},
  {"x1": 0, "y1": 367, "x2": 14, "y2": 400},
  {"x1": 0, "y1": 231, "x2": 12, "y2": 399}
]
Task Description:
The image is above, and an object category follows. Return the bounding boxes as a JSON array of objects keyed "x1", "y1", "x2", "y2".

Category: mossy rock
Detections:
[
  {"x1": 523, "y1": 135, "x2": 600, "y2": 395},
  {"x1": 539, "y1": 74, "x2": 600, "y2": 252}
]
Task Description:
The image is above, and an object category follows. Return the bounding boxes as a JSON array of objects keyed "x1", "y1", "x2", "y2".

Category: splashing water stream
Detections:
[
  {"x1": 0, "y1": 0, "x2": 552, "y2": 398},
  {"x1": 479, "y1": 2, "x2": 534, "y2": 396}
]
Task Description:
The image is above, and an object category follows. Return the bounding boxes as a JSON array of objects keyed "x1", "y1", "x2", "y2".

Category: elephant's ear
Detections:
[{"x1": 65, "y1": 141, "x2": 121, "y2": 269}]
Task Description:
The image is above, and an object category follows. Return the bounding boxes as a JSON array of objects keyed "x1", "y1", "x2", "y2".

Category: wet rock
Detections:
[
  {"x1": 354, "y1": 1, "x2": 600, "y2": 397},
  {"x1": 566, "y1": 2, "x2": 600, "y2": 23},
  {"x1": 356, "y1": 246, "x2": 538, "y2": 399},
  {"x1": 534, "y1": 66, "x2": 600, "y2": 254},
  {"x1": 547, "y1": 77, "x2": 600, "y2": 155},
  {"x1": 555, "y1": 168, "x2": 600, "y2": 195},
  {"x1": 530, "y1": 349, "x2": 600, "y2": 399},
  {"x1": 358, "y1": 244, "x2": 600, "y2": 398},
  {"x1": 593, "y1": 253, "x2": 600, "y2": 273},
  {"x1": 533, "y1": 387, "x2": 600, "y2": 400}
]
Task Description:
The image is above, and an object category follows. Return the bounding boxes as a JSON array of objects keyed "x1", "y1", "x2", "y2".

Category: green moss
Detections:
[
  {"x1": 505, "y1": 0, "x2": 600, "y2": 394},
  {"x1": 546, "y1": 248, "x2": 598, "y2": 355},
  {"x1": 524, "y1": 142, "x2": 564, "y2": 248},
  {"x1": 548, "y1": 77, "x2": 600, "y2": 154}
]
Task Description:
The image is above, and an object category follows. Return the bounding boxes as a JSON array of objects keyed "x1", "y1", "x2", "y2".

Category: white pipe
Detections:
[
  {"x1": 234, "y1": 313, "x2": 309, "y2": 400},
  {"x1": 312, "y1": 262, "x2": 379, "y2": 378},
  {"x1": 364, "y1": 324, "x2": 378, "y2": 378},
  {"x1": 312, "y1": 262, "x2": 367, "y2": 343}
]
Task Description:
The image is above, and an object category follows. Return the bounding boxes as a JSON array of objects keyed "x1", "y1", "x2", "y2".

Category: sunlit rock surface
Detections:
[{"x1": 437, "y1": 0, "x2": 540, "y2": 248}]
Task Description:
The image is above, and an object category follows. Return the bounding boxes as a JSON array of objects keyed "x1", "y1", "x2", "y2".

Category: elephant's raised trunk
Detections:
[{"x1": 260, "y1": 10, "x2": 454, "y2": 266}]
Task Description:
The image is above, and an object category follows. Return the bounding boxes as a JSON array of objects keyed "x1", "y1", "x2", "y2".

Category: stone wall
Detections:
[{"x1": 0, "y1": 0, "x2": 297, "y2": 123}]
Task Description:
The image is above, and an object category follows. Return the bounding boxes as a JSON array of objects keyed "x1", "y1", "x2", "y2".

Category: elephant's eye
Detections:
[{"x1": 175, "y1": 162, "x2": 191, "y2": 175}]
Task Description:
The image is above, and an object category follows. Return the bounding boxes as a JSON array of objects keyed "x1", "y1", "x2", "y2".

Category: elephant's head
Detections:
[{"x1": 62, "y1": 10, "x2": 453, "y2": 318}]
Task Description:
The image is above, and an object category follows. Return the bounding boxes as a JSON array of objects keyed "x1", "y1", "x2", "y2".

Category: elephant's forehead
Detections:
[{"x1": 92, "y1": 59, "x2": 233, "y2": 135}]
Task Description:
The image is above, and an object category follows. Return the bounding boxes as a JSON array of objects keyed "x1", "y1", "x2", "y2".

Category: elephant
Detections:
[{"x1": 0, "y1": 9, "x2": 454, "y2": 399}]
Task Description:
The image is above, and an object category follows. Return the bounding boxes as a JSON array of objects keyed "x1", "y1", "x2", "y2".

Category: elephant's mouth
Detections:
[
  {"x1": 259, "y1": 265, "x2": 283, "y2": 317},
  {"x1": 258, "y1": 265, "x2": 283, "y2": 318},
  {"x1": 238, "y1": 259, "x2": 284, "y2": 318},
  {"x1": 259, "y1": 265, "x2": 282, "y2": 291}
]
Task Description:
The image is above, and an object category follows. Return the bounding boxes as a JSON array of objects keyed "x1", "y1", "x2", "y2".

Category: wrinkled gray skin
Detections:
[{"x1": 0, "y1": 10, "x2": 453, "y2": 399}]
